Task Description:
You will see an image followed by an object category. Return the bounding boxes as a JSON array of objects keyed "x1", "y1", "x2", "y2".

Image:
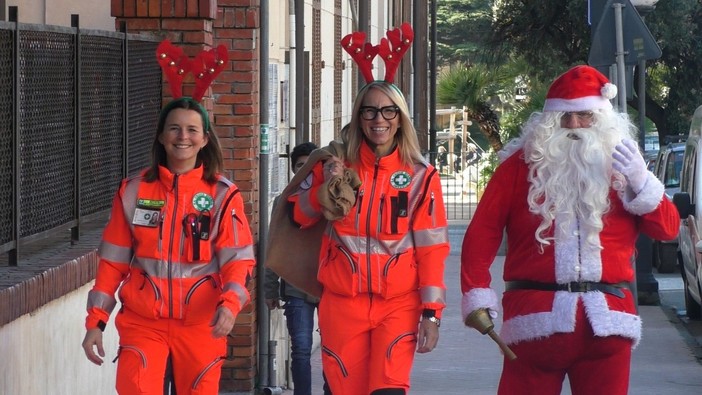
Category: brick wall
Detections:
[{"x1": 112, "y1": 0, "x2": 260, "y2": 392}]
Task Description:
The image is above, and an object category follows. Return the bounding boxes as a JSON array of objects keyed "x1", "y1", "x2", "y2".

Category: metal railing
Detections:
[
  {"x1": 0, "y1": 7, "x2": 162, "y2": 265},
  {"x1": 430, "y1": 150, "x2": 485, "y2": 220}
]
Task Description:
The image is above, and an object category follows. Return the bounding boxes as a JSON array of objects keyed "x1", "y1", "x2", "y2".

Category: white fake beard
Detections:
[{"x1": 524, "y1": 125, "x2": 627, "y2": 247}]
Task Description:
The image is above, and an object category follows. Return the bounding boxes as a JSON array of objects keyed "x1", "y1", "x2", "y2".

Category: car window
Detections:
[
  {"x1": 693, "y1": 149, "x2": 697, "y2": 201},
  {"x1": 664, "y1": 151, "x2": 684, "y2": 188},
  {"x1": 651, "y1": 151, "x2": 662, "y2": 174}
]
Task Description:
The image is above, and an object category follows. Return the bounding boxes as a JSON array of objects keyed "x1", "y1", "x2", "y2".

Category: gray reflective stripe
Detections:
[
  {"x1": 335, "y1": 233, "x2": 414, "y2": 255},
  {"x1": 122, "y1": 177, "x2": 143, "y2": 232},
  {"x1": 210, "y1": 178, "x2": 233, "y2": 241},
  {"x1": 409, "y1": 164, "x2": 428, "y2": 213},
  {"x1": 420, "y1": 286, "x2": 446, "y2": 305},
  {"x1": 134, "y1": 257, "x2": 220, "y2": 278},
  {"x1": 87, "y1": 290, "x2": 117, "y2": 314},
  {"x1": 218, "y1": 245, "x2": 256, "y2": 266},
  {"x1": 98, "y1": 240, "x2": 133, "y2": 264},
  {"x1": 223, "y1": 281, "x2": 250, "y2": 308},
  {"x1": 413, "y1": 227, "x2": 449, "y2": 247},
  {"x1": 297, "y1": 191, "x2": 321, "y2": 219}
]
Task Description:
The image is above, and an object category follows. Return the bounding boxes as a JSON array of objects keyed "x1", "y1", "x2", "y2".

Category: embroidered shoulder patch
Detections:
[
  {"x1": 192, "y1": 192, "x2": 214, "y2": 212},
  {"x1": 390, "y1": 171, "x2": 411, "y2": 189}
]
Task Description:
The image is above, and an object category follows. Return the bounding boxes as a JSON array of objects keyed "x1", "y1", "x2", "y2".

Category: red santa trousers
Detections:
[{"x1": 498, "y1": 300, "x2": 632, "y2": 395}]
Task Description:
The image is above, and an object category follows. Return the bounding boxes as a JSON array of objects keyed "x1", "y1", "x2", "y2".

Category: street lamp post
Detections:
[
  {"x1": 631, "y1": 0, "x2": 660, "y2": 306},
  {"x1": 631, "y1": 0, "x2": 657, "y2": 150}
]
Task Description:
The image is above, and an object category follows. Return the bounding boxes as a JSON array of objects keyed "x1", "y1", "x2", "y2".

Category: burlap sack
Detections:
[
  {"x1": 318, "y1": 168, "x2": 362, "y2": 221},
  {"x1": 264, "y1": 141, "x2": 357, "y2": 298}
]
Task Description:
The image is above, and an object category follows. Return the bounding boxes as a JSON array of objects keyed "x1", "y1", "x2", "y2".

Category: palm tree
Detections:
[{"x1": 437, "y1": 63, "x2": 515, "y2": 152}]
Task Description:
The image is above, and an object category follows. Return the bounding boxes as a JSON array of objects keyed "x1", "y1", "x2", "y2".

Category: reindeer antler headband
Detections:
[
  {"x1": 341, "y1": 22, "x2": 414, "y2": 84},
  {"x1": 156, "y1": 40, "x2": 229, "y2": 101}
]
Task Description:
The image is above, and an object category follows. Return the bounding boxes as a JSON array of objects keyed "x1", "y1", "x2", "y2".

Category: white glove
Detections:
[{"x1": 612, "y1": 138, "x2": 648, "y2": 194}]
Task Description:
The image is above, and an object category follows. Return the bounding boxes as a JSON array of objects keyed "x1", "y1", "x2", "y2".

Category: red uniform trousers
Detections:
[
  {"x1": 498, "y1": 301, "x2": 632, "y2": 395},
  {"x1": 319, "y1": 290, "x2": 421, "y2": 395},
  {"x1": 114, "y1": 308, "x2": 226, "y2": 395}
]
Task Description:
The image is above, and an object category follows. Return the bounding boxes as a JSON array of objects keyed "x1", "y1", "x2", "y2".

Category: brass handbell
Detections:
[{"x1": 465, "y1": 308, "x2": 517, "y2": 360}]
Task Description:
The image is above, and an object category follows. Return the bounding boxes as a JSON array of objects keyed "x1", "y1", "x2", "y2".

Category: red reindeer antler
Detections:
[
  {"x1": 190, "y1": 45, "x2": 229, "y2": 101},
  {"x1": 156, "y1": 40, "x2": 229, "y2": 101},
  {"x1": 378, "y1": 22, "x2": 414, "y2": 83},
  {"x1": 341, "y1": 31, "x2": 378, "y2": 83},
  {"x1": 156, "y1": 40, "x2": 191, "y2": 99}
]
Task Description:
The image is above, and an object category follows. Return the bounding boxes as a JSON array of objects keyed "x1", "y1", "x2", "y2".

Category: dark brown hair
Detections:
[{"x1": 144, "y1": 97, "x2": 223, "y2": 183}]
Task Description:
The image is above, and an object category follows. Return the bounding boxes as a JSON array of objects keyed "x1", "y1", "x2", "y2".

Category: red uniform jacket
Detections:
[
  {"x1": 461, "y1": 150, "x2": 679, "y2": 346},
  {"x1": 85, "y1": 166, "x2": 255, "y2": 330}
]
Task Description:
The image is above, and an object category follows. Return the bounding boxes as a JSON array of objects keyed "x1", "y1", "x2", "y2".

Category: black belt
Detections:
[{"x1": 505, "y1": 280, "x2": 627, "y2": 298}]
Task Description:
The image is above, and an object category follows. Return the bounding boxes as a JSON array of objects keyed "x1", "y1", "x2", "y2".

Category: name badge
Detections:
[{"x1": 133, "y1": 208, "x2": 161, "y2": 227}]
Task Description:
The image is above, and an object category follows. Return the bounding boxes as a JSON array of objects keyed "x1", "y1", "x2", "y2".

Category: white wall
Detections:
[
  {"x1": 6, "y1": 0, "x2": 115, "y2": 30},
  {"x1": 0, "y1": 282, "x2": 119, "y2": 395}
]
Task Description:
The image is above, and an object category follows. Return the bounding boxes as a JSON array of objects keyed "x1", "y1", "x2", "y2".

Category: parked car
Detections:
[
  {"x1": 651, "y1": 142, "x2": 685, "y2": 273},
  {"x1": 672, "y1": 105, "x2": 702, "y2": 319},
  {"x1": 645, "y1": 150, "x2": 658, "y2": 172}
]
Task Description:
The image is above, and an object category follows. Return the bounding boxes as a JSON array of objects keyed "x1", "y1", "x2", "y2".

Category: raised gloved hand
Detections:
[{"x1": 612, "y1": 138, "x2": 648, "y2": 194}]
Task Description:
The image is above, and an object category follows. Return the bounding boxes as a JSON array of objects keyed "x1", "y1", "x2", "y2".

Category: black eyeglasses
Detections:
[{"x1": 359, "y1": 106, "x2": 400, "y2": 121}]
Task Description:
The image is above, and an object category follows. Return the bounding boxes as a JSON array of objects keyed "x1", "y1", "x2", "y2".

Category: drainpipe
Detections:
[
  {"x1": 357, "y1": 0, "x2": 368, "y2": 92},
  {"x1": 295, "y1": 0, "x2": 305, "y2": 143},
  {"x1": 258, "y1": 1, "x2": 280, "y2": 394},
  {"x1": 289, "y1": 0, "x2": 297, "y2": 147}
]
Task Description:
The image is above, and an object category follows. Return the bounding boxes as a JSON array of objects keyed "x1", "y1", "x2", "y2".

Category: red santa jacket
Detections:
[
  {"x1": 289, "y1": 141, "x2": 449, "y2": 316},
  {"x1": 460, "y1": 149, "x2": 679, "y2": 346},
  {"x1": 85, "y1": 165, "x2": 255, "y2": 330}
]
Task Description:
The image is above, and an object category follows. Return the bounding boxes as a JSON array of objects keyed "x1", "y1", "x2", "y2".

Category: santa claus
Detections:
[{"x1": 460, "y1": 65, "x2": 680, "y2": 395}]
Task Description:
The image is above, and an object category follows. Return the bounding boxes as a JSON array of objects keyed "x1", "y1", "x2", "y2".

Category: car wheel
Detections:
[
  {"x1": 683, "y1": 275, "x2": 702, "y2": 320},
  {"x1": 656, "y1": 244, "x2": 678, "y2": 274}
]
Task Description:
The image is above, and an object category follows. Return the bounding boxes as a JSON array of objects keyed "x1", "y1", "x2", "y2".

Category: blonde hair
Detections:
[{"x1": 342, "y1": 81, "x2": 424, "y2": 166}]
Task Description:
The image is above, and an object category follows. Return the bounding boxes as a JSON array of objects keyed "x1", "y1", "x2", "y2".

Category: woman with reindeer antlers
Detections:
[
  {"x1": 81, "y1": 41, "x2": 255, "y2": 395},
  {"x1": 270, "y1": 23, "x2": 449, "y2": 395}
]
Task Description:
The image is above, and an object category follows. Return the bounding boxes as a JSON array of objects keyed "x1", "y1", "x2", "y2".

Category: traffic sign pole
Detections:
[{"x1": 614, "y1": 3, "x2": 627, "y2": 112}]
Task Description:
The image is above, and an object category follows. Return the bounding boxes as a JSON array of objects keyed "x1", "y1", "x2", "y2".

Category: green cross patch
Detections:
[
  {"x1": 390, "y1": 171, "x2": 411, "y2": 189},
  {"x1": 192, "y1": 192, "x2": 214, "y2": 212}
]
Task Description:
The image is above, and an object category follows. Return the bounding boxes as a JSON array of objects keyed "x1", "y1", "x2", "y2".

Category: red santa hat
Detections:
[{"x1": 543, "y1": 65, "x2": 617, "y2": 112}]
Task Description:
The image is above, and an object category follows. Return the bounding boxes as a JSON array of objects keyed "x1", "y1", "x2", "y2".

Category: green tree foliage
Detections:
[
  {"x1": 645, "y1": 1, "x2": 702, "y2": 135},
  {"x1": 487, "y1": 0, "x2": 702, "y2": 142},
  {"x1": 486, "y1": 1, "x2": 590, "y2": 81},
  {"x1": 436, "y1": 0, "x2": 494, "y2": 65},
  {"x1": 437, "y1": 63, "x2": 515, "y2": 152}
]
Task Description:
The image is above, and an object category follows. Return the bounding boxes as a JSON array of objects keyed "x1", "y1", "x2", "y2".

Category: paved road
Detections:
[{"x1": 289, "y1": 221, "x2": 702, "y2": 394}]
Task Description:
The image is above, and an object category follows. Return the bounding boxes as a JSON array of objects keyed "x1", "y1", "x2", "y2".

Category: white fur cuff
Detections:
[
  {"x1": 462, "y1": 288, "x2": 499, "y2": 322},
  {"x1": 620, "y1": 172, "x2": 664, "y2": 216}
]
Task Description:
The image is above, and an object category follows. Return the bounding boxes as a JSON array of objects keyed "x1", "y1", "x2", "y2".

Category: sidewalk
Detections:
[{"x1": 305, "y1": 222, "x2": 702, "y2": 394}]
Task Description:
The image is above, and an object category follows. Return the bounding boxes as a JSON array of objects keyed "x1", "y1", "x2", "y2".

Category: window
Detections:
[{"x1": 664, "y1": 151, "x2": 683, "y2": 188}]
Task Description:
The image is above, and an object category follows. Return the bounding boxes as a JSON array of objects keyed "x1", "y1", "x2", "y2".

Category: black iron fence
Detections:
[
  {"x1": 0, "y1": 10, "x2": 162, "y2": 265},
  {"x1": 429, "y1": 150, "x2": 485, "y2": 221}
]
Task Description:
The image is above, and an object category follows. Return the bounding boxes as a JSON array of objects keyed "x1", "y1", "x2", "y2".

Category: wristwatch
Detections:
[
  {"x1": 424, "y1": 316, "x2": 441, "y2": 327},
  {"x1": 422, "y1": 309, "x2": 441, "y2": 327}
]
